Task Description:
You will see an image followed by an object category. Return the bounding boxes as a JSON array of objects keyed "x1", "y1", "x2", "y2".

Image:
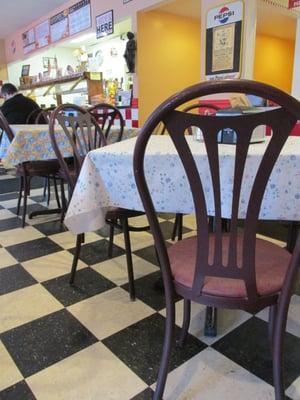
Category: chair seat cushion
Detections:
[{"x1": 168, "y1": 234, "x2": 291, "y2": 298}]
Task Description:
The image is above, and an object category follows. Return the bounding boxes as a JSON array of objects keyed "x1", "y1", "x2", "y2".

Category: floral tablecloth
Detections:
[
  {"x1": 2, "y1": 124, "x2": 138, "y2": 168},
  {"x1": 64, "y1": 135, "x2": 300, "y2": 235}
]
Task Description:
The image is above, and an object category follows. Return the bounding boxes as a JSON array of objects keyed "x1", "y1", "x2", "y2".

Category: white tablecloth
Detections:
[{"x1": 64, "y1": 136, "x2": 300, "y2": 234}]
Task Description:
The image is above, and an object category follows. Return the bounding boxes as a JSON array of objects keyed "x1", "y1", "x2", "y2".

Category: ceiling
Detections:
[
  {"x1": 0, "y1": 0, "x2": 67, "y2": 38},
  {"x1": 156, "y1": 0, "x2": 298, "y2": 40},
  {"x1": 0, "y1": 0, "x2": 298, "y2": 41}
]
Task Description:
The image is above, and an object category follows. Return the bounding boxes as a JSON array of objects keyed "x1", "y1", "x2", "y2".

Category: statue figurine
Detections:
[{"x1": 124, "y1": 32, "x2": 136, "y2": 73}]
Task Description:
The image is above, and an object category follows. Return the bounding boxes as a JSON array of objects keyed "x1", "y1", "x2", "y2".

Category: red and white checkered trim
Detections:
[{"x1": 120, "y1": 98, "x2": 139, "y2": 128}]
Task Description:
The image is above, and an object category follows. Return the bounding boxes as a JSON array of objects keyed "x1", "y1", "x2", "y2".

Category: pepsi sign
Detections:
[{"x1": 214, "y1": 6, "x2": 234, "y2": 24}]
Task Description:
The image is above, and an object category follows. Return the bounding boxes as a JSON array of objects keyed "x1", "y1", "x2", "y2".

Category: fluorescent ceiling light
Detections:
[{"x1": 69, "y1": 32, "x2": 95, "y2": 44}]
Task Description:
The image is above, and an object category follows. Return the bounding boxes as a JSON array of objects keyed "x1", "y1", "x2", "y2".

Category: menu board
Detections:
[
  {"x1": 50, "y1": 10, "x2": 69, "y2": 43},
  {"x1": 22, "y1": 28, "x2": 35, "y2": 55},
  {"x1": 68, "y1": 0, "x2": 91, "y2": 36},
  {"x1": 35, "y1": 20, "x2": 50, "y2": 49}
]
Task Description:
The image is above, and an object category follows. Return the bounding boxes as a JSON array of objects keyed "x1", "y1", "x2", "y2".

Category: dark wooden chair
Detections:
[
  {"x1": 88, "y1": 103, "x2": 124, "y2": 144},
  {"x1": 171, "y1": 103, "x2": 220, "y2": 241},
  {"x1": 133, "y1": 79, "x2": 300, "y2": 399},
  {"x1": 49, "y1": 103, "x2": 143, "y2": 300},
  {"x1": 0, "y1": 110, "x2": 60, "y2": 227}
]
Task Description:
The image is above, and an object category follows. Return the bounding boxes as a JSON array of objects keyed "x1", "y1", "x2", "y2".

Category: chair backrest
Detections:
[
  {"x1": 160, "y1": 102, "x2": 220, "y2": 135},
  {"x1": 26, "y1": 107, "x2": 54, "y2": 124},
  {"x1": 134, "y1": 79, "x2": 300, "y2": 305},
  {"x1": 49, "y1": 103, "x2": 106, "y2": 190},
  {"x1": 88, "y1": 103, "x2": 125, "y2": 143},
  {"x1": 0, "y1": 110, "x2": 14, "y2": 142}
]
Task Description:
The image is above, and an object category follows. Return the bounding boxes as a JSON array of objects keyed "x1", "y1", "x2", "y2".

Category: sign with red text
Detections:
[
  {"x1": 205, "y1": 1, "x2": 243, "y2": 80},
  {"x1": 288, "y1": 0, "x2": 300, "y2": 8}
]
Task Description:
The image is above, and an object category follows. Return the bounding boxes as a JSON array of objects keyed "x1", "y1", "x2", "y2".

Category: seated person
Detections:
[{"x1": 0, "y1": 83, "x2": 41, "y2": 124}]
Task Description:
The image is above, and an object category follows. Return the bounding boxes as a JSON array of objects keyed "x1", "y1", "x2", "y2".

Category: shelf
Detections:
[{"x1": 19, "y1": 72, "x2": 85, "y2": 91}]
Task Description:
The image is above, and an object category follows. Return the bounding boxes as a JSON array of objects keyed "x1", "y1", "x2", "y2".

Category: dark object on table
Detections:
[
  {"x1": 134, "y1": 79, "x2": 300, "y2": 400},
  {"x1": 124, "y1": 31, "x2": 136, "y2": 73},
  {"x1": 0, "y1": 83, "x2": 40, "y2": 124}
]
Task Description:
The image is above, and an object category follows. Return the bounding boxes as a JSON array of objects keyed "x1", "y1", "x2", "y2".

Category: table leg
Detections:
[{"x1": 204, "y1": 306, "x2": 218, "y2": 337}]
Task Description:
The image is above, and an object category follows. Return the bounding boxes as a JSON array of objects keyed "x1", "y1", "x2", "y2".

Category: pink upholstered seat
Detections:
[{"x1": 168, "y1": 234, "x2": 291, "y2": 298}]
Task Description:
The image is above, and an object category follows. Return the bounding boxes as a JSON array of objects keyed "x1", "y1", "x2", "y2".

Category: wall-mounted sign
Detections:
[
  {"x1": 288, "y1": 0, "x2": 300, "y2": 8},
  {"x1": 35, "y1": 20, "x2": 50, "y2": 49},
  {"x1": 50, "y1": 10, "x2": 69, "y2": 43},
  {"x1": 69, "y1": 0, "x2": 91, "y2": 36},
  {"x1": 22, "y1": 28, "x2": 35, "y2": 55},
  {"x1": 205, "y1": 1, "x2": 243, "y2": 80},
  {"x1": 96, "y1": 10, "x2": 114, "y2": 39}
]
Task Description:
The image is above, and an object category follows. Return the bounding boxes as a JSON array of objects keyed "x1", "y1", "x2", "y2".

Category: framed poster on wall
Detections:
[
  {"x1": 96, "y1": 10, "x2": 114, "y2": 39},
  {"x1": 68, "y1": 0, "x2": 91, "y2": 36},
  {"x1": 50, "y1": 9, "x2": 69, "y2": 43},
  {"x1": 35, "y1": 20, "x2": 50, "y2": 49},
  {"x1": 205, "y1": 1, "x2": 243, "y2": 80},
  {"x1": 22, "y1": 28, "x2": 35, "y2": 55}
]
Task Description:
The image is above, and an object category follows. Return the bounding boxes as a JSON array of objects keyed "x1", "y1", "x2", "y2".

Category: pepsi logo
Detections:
[{"x1": 214, "y1": 6, "x2": 234, "y2": 24}]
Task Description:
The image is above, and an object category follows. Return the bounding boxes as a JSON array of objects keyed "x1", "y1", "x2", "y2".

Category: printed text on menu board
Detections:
[
  {"x1": 35, "y1": 20, "x2": 50, "y2": 49},
  {"x1": 69, "y1": 0, "x2": 91, "y2": 36},
  {"x1": 50, "y1": 10, "x2": 69, "y2": 43},
  {"x1": 22, "y1": 28, "x2": 35, "y2": 55}
]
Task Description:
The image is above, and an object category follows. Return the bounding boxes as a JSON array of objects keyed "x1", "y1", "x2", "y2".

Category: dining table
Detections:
[
  {"x1": 64, "y1": 134, "x2": 300, "y2": 234},
  {"x1": 63, "y1": 133, "x2": 300, "y2": 337}
]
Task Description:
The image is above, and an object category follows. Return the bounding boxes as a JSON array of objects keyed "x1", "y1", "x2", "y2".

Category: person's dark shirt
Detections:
[{"x1": 1, "y1": 93, "x2": 40, "y2": 124}]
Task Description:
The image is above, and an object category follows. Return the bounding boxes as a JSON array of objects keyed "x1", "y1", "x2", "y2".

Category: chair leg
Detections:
[
  {"x1": 69, "y1": 233, "x2": 84, "y2": 284},
  {"x1": 177, "y1": 299, "x2": 191, "y2": 347},
  {"x1": 60, "y1": 180, "x2": 67, "y2": 223},
  {"x1": 42, "y1": 178, "x2": 47, "y2": 200},
  {"x1": 120, "y1": 217, "x2": 135, "y2": 301},
  {"x1": 22, "y1": 176, "x2": 30, "y2": 228},
  {"x1": 171, "y1": 214, "x2": 179, "y2": 241},
  {"x1": 16, "y1": 176, "x2": 24, "y2": 216},
  {"x1": 53, "y1": 177, "x2": 61, "y2": 209},
  {"x1": 177, "y1": 214, "x2": 183, "y2": 241},
  {"x1": 47, "y1": 177, "x2": 51, "y2": 206},
  {"x1": 154, "y1": 293, "x2": 175, "y2": 400},
  {"x1": 268, "y1": 304, "x2": 277, "y2": 353},
  {"x1": 108, "y1": 222, "x2": 114, "y2": 258}
]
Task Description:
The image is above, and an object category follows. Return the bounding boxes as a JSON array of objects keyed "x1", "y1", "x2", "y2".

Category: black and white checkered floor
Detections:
[{"x1": 0, "y1": 172, "x2": 299, "y2": 400}]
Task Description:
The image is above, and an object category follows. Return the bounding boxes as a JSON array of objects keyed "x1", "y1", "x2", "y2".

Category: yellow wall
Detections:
[
  {"x1": 137, "y1": 10, "x2": 201, "y2": 125},
  {"x1": 254, "y1": 34, "x2": 295, "y2": 93},
  {"x1": 0, "y1": 39, "x2": 8, "y2": 81}
]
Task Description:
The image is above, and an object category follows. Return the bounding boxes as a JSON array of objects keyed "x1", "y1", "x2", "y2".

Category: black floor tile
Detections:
[
  {"x1": 212, "y1": 316, "x2": 300, "y2": 387},
  {"x1": 0, "y1": 192, "x2": 18, "y2": 201},
  {"x1": 130, "y1": 387, "x2": 154, "y2": 400},
  {"x1": 0, "y1": 217, "x2": 26, "y2": 231},
  {"x1": 159, "y1": 220, "x2": 191, "y2": 240},
  {"x1": 69, "y1": 239, "x2": 125, "y2": 265},
  {"x1": 134, "y1": 243, "x2": 170, "y2": 267},
  {"x1": 34, "y1": 220, "x2": 68, "y2": 236},
  {"x1": 42, "y1": 267, "x2": 116, "y2": 306},
  {"x1": 9, "y1": 203, "x2": 48, "y2": 216},
  {"x1": 0, "y1": 264, "x2": 37, "y2": 295},
  {"x1": 0, "y1": 309, "x2": 98, "y2": 378},
  {"x1": 103, "y1": 313, "x2": 206, "y2": 385},
  {"x1": 122, "y1": 270, "x2": 180, "y2": 311},
  {"x1": 0, "y1": 381, "x2": 36, "y2": 400},
  {"x1": 157, "y1": 213, "x2": 176, "y2": 221},
  {"x1": 6, "y1": 237, "x2": 62, "y2": 263}
]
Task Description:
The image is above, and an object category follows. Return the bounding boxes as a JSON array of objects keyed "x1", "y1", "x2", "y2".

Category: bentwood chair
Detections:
[
  {"x1": 88, "y1": 103, "x2": 125, "y2": 144},
  {"x1": 133, "y1": 79, "x2": 300, "y2": 399},
  {"x1": 0, "y1": 110, "x2": 60, "y2": 227},
  {"x1": 170, "y1": 103, "x2": 220, "y2": 241},
  {"x1": 49, "y1": 103, "x2": 142, "y2": 300}
]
